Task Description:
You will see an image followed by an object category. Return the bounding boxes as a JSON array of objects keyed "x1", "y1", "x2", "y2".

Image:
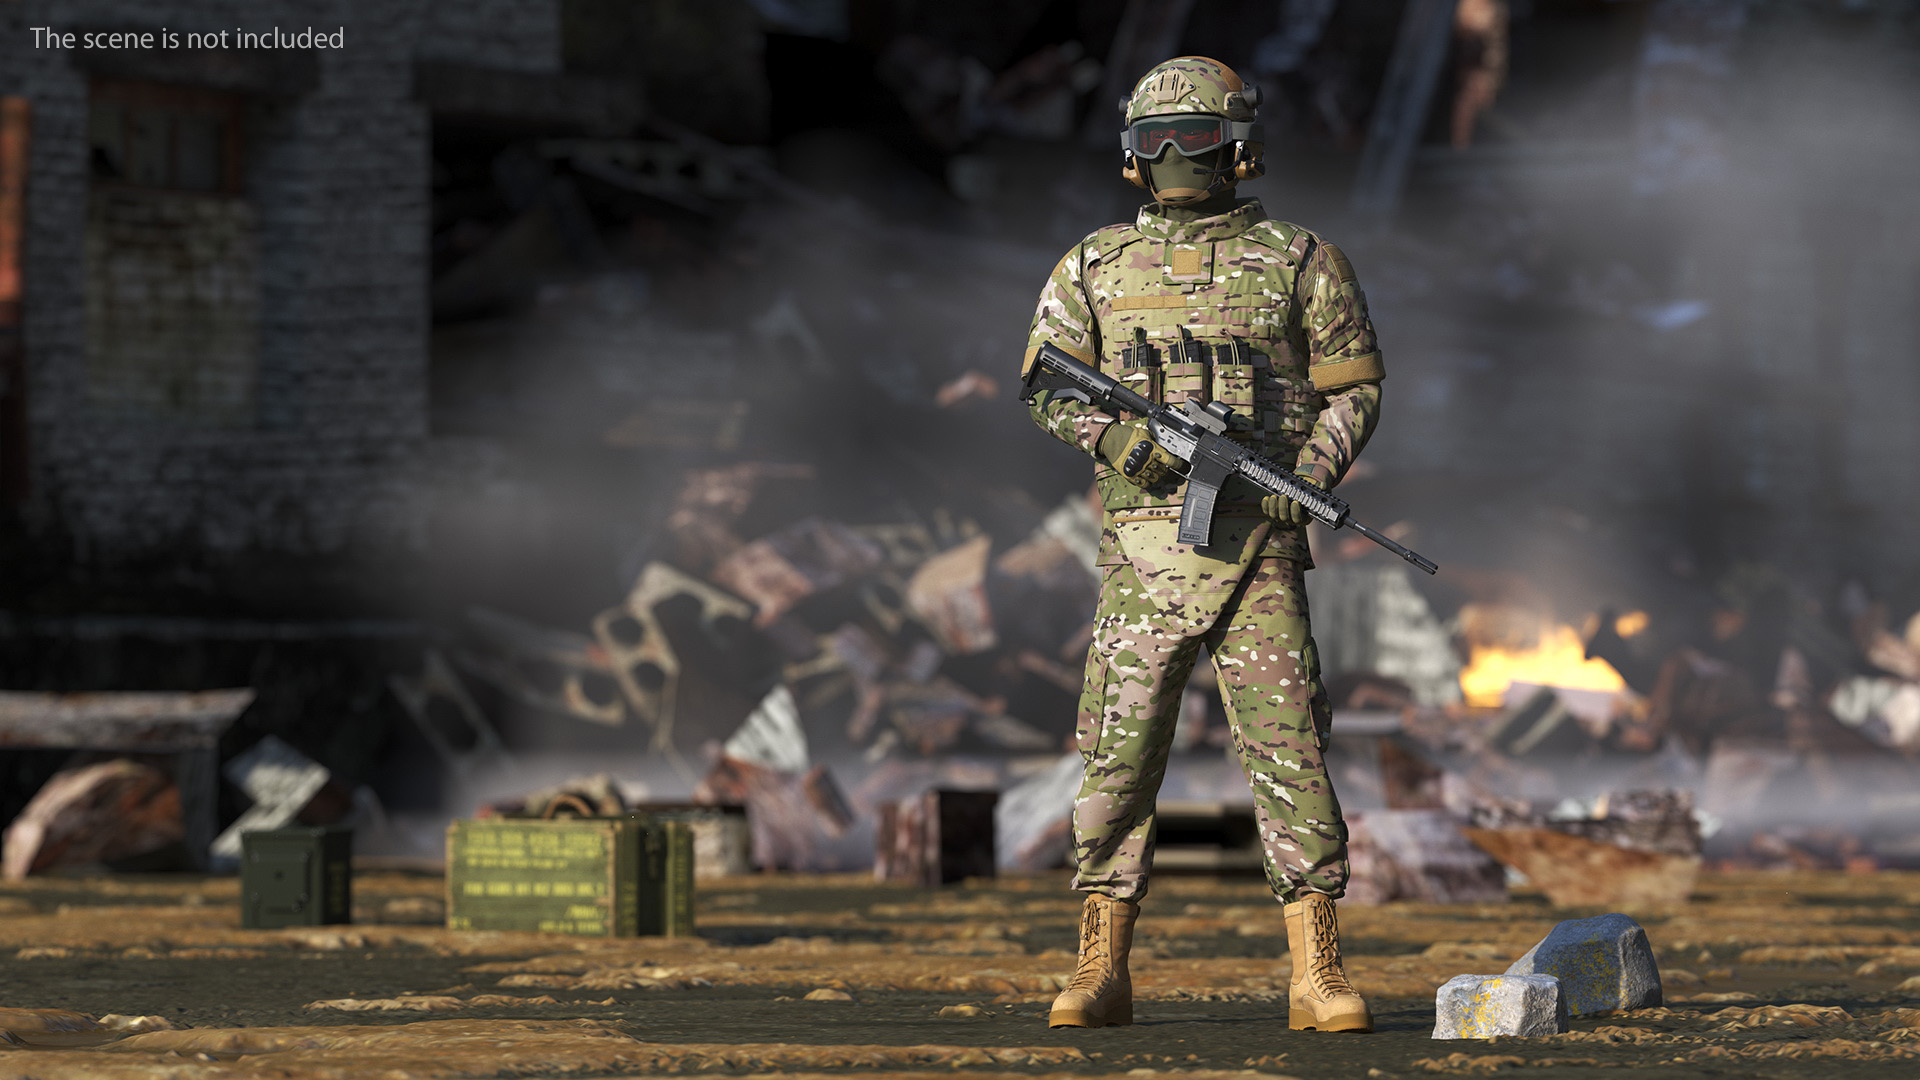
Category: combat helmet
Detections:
[{"x1": 1120, "y1": 56, "x2": 1264, "y2": 206}]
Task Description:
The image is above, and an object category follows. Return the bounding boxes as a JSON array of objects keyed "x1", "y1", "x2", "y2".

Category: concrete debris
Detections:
[
  {"x1": 883, "y1": 677, "x2": 981, "y2": 755},
  {"x1": 1699, "y1": 739, "x2": 1799, "y2": 821},
  {"x1": 1311, "y1": 563, "x2": 1462, "y2": 706},
  {"x1": 1863, "y1": 615, "x2": 1920, "y2": 681},
  {"x1": 724, "y1": 685, "x2": 809, "y2": 774},
  {"x1": 994, "y1": 752, "x2": 1081, "y2": 871},
  {"x1": 1, "y1": 758, "x2": 183, "y2": 879},
  {"x1": 1035, "y1": 490, "x2": 1102, "y2": 577},
  {"x1": 664, "y1": 463, "x2": 816, "y2": 574},
  {"x1": 1828, "y1": 675, "x2": 1920, "y2": 751},
  {"x1": 592, "y1": 562, "x2": 758, "y2": 751},
  {"x1": 991, "y1": 533, "x2": 1089, "y2": 595},
  {"x1": 1643, "y1": 648, "x2": 1768, "y2": 755},
  {"x1": 933, "y1": 370, "x2": 1000, "y2": 408},
  {"x1": 905, "y1": 535, "x2": 997, "y2": 655},
  {"x1": 969, "y1": 711, "x2": 1054, "y2": 751},
  {"x1": 801, "y1": 765, "x2": 855, "y2": 838},
  {"x1": 211, "y1": 736, "x2": 334, "y2": 863},
  {"x1": 1506, "y1": 913, "x2": 1663, "y2": 1015},
  {"x1": 1542, "y1": 789, "x2": 1702, "y2": 858},
  {"x1": 1432, "y1": 973, "x2": 1568, "y2": 1039},
  {"x1": 388, "y1": 649, "x2": 508, "y2": 778},
  {"x1": 1347, "y1": 809, "x2": 1507, "y2": 905},
  {"x1": 1325, "y1": 717, "x2": 1449, "y2": 812},
  {"x1": 458, "y1": 606, "x2": 626, "y2": 726},
  {"x1": 694, "y1": 757, "x2": 861, "y2": 872},
  {"x1": 1503, "y1": 682, "x2": 1632, "y2": 734},
  {"x1": 1484, "y1": 685, "x2": 1601, "y2": 759},
  {"x1": 710, "y1": 518, "x2": 886, "y2": 628},
  {"x1": 852, "y1": 523, "x2": 944, "y2": 572}
]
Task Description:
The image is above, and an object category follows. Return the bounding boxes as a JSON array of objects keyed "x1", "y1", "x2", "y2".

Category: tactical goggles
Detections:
[{"x1": 1125, "y1": 116, "x2": 1256, "y2": 159}]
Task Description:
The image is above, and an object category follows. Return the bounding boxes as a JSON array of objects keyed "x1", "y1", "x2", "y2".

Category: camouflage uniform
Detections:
[{"x1": 1024, "y1": 193, "x2": 1384, "y2": 905}]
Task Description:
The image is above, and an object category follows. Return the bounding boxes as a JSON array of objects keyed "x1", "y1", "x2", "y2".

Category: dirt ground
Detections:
[{"x1": 0, "y1": 866, "x2": 1917, "y2": 1079}]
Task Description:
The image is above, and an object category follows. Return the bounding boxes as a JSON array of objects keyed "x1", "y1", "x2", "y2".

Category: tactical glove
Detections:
[
  {"x1": 1263, "y1": 465, "x2": 1334, "y2": 526},
  {"x1": 1098, "y1": 419, "x2": 1180, "y2": 488},
  {"x1": 1261, "y1": 493, "x2": 1309, "y2": 526}
]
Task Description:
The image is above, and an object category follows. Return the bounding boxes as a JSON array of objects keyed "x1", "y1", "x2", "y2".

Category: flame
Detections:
[
  {"x1": 1459, "y1": 622, "x2": 1627, "y2": 708},
  {"x1": 1614, "y1": 610, "x2": 1649, "y2": 638}
]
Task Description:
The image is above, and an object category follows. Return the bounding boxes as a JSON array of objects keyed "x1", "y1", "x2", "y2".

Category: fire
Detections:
[
  {"x1": 1459, "y1": 621, "x2": 1627, "y2": 708},
  {"x1": 1614, "y1": 610, "x2": 1650, "y2": 638}
]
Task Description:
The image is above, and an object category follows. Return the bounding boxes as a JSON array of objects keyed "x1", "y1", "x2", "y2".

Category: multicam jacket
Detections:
[{"x1": 1024, "y1": 197, "x2": 1384, "y2": 563}]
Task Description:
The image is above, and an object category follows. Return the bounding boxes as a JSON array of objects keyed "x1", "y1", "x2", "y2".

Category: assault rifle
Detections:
[{"x1": 1020, "y1": 342, "x2": 1437, "y2": 575}]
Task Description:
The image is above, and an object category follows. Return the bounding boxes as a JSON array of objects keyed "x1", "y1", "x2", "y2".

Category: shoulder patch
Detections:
[{"x1": 1318, "y1": 241, "x2": 1357, "y2": 284}]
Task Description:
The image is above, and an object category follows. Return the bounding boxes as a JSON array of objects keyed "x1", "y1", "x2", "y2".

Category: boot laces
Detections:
[
  {"x1": 1307, "y1": 897, "x2": 1356, "y2": 997},
  {"x1": 1067, "y1": 902, "x2": 1111, "y2": 993}
]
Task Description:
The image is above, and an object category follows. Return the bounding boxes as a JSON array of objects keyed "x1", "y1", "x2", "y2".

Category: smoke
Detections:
[
  {"x1": 1329, "y1": 8, "x2": 1920, "y2": 633},
  {"x1": 381, "y1": 12, "x2": 1920, "y2": 852}
]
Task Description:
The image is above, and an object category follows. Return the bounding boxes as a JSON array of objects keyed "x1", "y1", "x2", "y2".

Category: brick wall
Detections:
[{"x1": 0, "y1": 0, "x2": 559, "y2": 590}]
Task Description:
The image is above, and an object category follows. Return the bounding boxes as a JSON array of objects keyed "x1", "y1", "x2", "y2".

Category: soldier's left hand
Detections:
[{"x1": 1261, "y1": 493, "x2": 1308, "y2": 526}]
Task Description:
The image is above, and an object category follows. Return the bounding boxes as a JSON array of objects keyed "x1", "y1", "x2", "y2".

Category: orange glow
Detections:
[
  {"x1": 1614, "y1": 610, "x2": 1650, "y2": 638},
  {"x1": 1459, "y1": 622, "x2": 1628, "y2": 708}
]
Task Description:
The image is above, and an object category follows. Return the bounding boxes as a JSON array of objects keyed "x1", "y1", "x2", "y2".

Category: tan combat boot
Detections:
[
  {"x1": 1283, "y1": 892, "x2": 1372, "y2": 1032},
  {"x1": 1048, "y1": 894, "x2": 1139, "y2": 1027}
]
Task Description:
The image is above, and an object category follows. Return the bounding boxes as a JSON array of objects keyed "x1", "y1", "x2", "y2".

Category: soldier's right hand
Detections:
[{"x1": 1099, "y1": 419, "x2": 1180, "y2": 488}]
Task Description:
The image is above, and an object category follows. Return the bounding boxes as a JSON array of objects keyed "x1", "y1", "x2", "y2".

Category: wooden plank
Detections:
[{"x1": 0, "y1": 688, "x2": 255, "y2": 750}]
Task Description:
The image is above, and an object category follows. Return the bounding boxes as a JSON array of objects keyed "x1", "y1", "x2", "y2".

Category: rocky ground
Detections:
[{"x1": 0, "y1": 867, "x2": 1917, "y2": 1079}]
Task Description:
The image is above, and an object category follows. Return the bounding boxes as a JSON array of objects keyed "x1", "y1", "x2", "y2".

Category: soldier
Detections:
[{"x1": 1023, "y1": 56, "x2": 1383, "y2": 1033}]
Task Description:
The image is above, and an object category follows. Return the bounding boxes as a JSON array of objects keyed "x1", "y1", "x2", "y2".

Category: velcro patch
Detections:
[
  {"x1": 1145, "y1": 70, "x2": 1195, "y2": 104},
  {"x1": 1321, "y1": 242, "x2": 1357, "y2": 284},
  {"x1": 1162, "y1": 241, "x2": 1211, "y2": 284}
]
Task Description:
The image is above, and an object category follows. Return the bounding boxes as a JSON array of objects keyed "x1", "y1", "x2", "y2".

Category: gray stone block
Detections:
[
  {"x1": 1432, "y1": 973, "x2": 1568, "y2": 1039},
  {"x1": 1506, "y1": 912, "x2": 1662, "y2": 1015}
]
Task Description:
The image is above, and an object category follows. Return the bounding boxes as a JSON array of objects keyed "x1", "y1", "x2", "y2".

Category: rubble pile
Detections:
[
  {"x1": 3, "y1": 1, "x2": 1916, "y2": 895},
  {"x1": 1412, "y1": 574, "x2": 1920, "y2": 884},
  {"x1": 386, "y1": 468, "x2": 1106, "y2": 871}
]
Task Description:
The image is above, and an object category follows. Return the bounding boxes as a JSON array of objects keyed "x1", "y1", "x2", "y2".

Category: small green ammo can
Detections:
[
  {"x1": 240, "y1": 825, "x2": 353, "y2": 929},
  {"x1": 445, "y1": 814, "x2": 695, "y2": 937}
]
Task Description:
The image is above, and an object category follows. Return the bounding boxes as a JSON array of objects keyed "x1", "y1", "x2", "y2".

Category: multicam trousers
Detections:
[{"x1": 1072, "y1": 541, "x2": 1347, "y2": 904}]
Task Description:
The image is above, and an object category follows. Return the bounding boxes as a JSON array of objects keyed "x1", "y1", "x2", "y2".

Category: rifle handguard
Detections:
[{"x1": 1021, "y1": 342, "x2": 1438, "y2": 574}]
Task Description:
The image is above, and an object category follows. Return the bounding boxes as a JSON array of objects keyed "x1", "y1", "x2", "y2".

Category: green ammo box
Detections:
[
  {"x1": 445, "y1": 815, "x2": 695, "y2": 937},
  {"x1": 241, "y1": 826, "x2": 352, "y2": 929}
]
